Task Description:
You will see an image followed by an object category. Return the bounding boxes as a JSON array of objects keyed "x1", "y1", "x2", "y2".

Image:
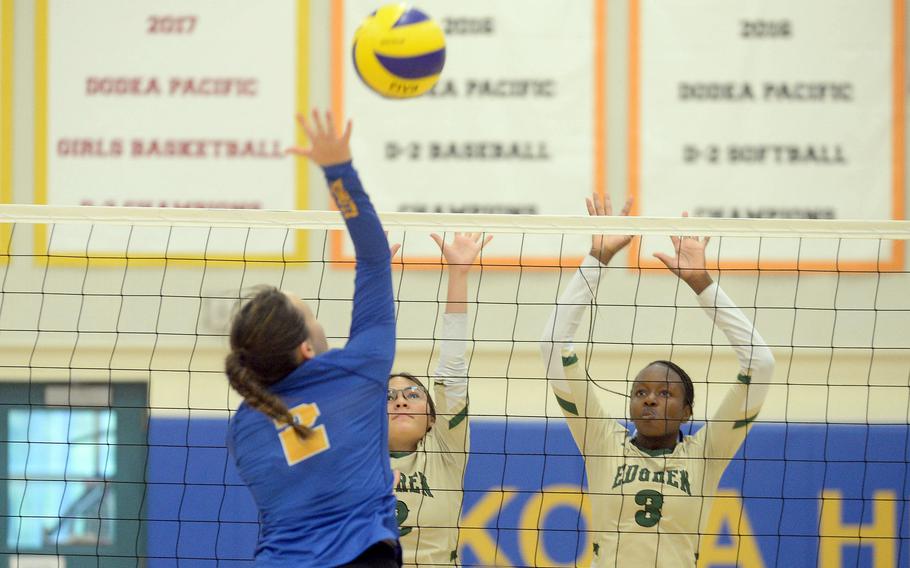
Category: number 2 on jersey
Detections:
[
  {"x1": 275, "y1": 402, "x2": 330, "y2": 465},
  {"x1": 634, "y1": 489, "x2": 664, "y2": 528},
  {"x1": 396, "y1": 500, "x2": 413, "y2": 537}
]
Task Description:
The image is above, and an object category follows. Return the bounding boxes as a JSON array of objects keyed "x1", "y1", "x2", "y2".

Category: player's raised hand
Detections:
[
  {"x1": 430, "y1": 232, "x2": 493, "y2": 274},
  {"x1": 588, "y1": 192, "x2": 635, "y2": 266},
  {"x1": 653, "y1": 212, "x2": 713, "y2": 294},
  {"x1": 287, "y1": 109, "x2": 352, "y2": 167},
  {"x1": 385, "y1": 232, "x2": 402, "y2": 262}
]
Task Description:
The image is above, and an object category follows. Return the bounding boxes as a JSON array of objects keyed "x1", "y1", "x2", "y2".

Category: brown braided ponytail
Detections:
[{"x1": 226, "y1": 286, "x2": 312, "y2": 439}]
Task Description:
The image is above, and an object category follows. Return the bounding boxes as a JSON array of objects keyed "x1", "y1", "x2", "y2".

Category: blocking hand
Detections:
[{"x1": 287, "y1": 109, "x2": 352, "y2": 167}]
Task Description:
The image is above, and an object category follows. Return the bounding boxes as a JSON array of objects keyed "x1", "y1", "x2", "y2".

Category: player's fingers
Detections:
[
  {"x1": 585, "y1": 197, "x2": 596, "y2": 217},
  {"x1": 601, "y1": 192, "x2": 613, "y2": 216},
  {"x1": 295, "y1": 113, "x2": 316, "y2": 141},
  {"x1": 481, "y1": 234, "x2": 494, "y2": 248},
  {"x1": 311, "y1": 109, "x2": 326, "y2": 138},
  {"x1": 680, "y1": 211, "x2": 693, "y2": 240},
  {"x1": 390, "y1": 243, "x2": 402, "y2": 258},
  {"x1": 653, "y1": 252, "x2": 673, "y2": 267},
  {"x1": 594, "y1": 193, "x2": 607, "y2": 216},
  {"x1": 430, "y1": 233, "x2": 444, "y2": 250},
  {"x1": 620, "y1": 197, "x2": 634, "y2": 217},
  {"x1": 703, "y1": 236, "x2": 711, "y2": 247},
  {"x1": 341, "y1": 119, "x2": 353, "y2": 145},
  {"x1": 285, "y1": 147, "x2": 311, "y2": 157}
]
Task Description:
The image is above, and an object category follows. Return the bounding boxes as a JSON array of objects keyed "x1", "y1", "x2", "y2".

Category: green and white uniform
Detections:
[
  {"x1": 392, "y1": 312, "x2": 469, "y2": 566},
  {"x1": 541, "y1": 255, "x2": 775, "y2": 567}
]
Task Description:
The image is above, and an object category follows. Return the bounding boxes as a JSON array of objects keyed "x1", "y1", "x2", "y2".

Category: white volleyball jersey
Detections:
[
  {"x1": 392, "y1": 313, "x2": 470, "y2": 567},
  {"x1": 541, "y1": 256, "x2": 775, "y2": 568}
]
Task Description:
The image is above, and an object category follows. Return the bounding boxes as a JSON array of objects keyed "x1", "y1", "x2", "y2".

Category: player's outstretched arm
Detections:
[
  {"x1": 288, "y1": 110, "x2": 388, "y2": 264},
  {"x1": 428, "y1": 233, "x2": 492, "y2": 453},
  {"x1": 541, "y1": 194, "x2": 633, "y2": 447},
  {"x1": 431, "y1": 232, "x2": 492, "y2": 316},
  {"x1": 651, "y1": 212, "x2": 713, "y2": 295},
  {"x1": 289, "y1": 110, "x2": 394, "y2": 371},
  {"x1": 541, "y1": 193, "x2": 633, "y2": 378},
  {"x1": 541, "y1": 193, "x2": 633, "y2": 361},
  {"x1": 587, "y1": 192, "x2": 634, "y2": 268},
  {"x1": 654, "y1": 220, "x2": 775, "y2": 458}
]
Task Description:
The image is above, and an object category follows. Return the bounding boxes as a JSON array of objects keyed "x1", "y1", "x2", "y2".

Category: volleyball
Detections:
[{"x1": 352, "y1": 4, "x2": 446, "y2": 99}]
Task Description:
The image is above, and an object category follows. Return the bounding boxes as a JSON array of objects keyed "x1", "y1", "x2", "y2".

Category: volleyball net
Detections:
[{"x1": 0, "y1": 204, "x2": 908, "y2": 567}]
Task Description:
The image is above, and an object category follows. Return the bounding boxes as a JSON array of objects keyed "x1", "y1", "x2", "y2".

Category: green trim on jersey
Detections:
[
  {"x1": 737, "y1": 373, "x2": 752, "y2": 385},
  {"x1": 631, "y1": 440, "x2": 675, "y2": 457},
  {"x1": 733, "y1": 411, "x2": 760, "y2": 429},
  {"x1": 562, "y1": 352, "x2": 579, "y2": 367},
  {"x1": 448, "y1": 405, "x2": 468, "y2": 429},
  {"x1": 555, "y1": 394, "x2": 579, "y2": 416},
  {"x1": 390, "y1": 450, "x2": 416, "y2": 458}
]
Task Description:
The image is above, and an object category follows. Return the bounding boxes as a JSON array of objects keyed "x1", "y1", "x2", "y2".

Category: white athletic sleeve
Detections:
[
  {"x1": 695, "y1": 282, "x2": 776, "y2": 461},
  {"x1": 540, "y1": 255, "x2": 627, "y2": 455},
  {"x1": 431, "y1": 312, "x2": 469, "y2": 454}
]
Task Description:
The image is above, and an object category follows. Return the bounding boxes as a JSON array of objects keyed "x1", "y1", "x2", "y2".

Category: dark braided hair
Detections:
[
  {"x1": 226, "y1": 286, "x2": 311, "y2": 439},
  {"x1": 646, "y1": 359, "x2": 695, "y2": 411}
]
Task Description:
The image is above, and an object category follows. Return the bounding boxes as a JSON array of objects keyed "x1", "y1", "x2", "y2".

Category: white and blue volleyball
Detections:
[{"x1": 352, "y1": 4, "x2": 446, "y2": 99}]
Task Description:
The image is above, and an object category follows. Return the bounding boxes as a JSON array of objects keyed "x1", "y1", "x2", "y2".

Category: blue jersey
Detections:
[{"x1": 228, "y1": 162, "x2": 397, "y2": 567}]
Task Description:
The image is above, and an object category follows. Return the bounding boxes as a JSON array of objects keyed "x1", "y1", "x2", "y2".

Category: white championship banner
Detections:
[
  {"x1": 1, "y1": 0, "x2": 11, "y2": 209},
  {"x1": 0, "y1": 0, "x2": 9, "y2": 264},
  {"x1": 36, "y1": 0, "x2": 307, "y2": 261},
  {"x1": 335, "y1": 0, "x2": 605, "y2": 266},
  {"x1": 631, "y1": 0, "x2": 905, "y2": 271}
]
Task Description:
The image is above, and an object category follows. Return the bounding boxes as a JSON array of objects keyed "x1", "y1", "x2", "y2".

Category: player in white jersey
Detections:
[
  {"x1": 540, "y1": 194, "x2": 775, "y2": 567},
  {"x1": 389, "y1": 232, "x2": 491, "y2": 567}
]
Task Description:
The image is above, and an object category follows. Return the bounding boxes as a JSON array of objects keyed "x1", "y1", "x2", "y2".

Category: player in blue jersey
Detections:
[{"x1": 225, "y1": 110, "x2": 400, "y2": 567}]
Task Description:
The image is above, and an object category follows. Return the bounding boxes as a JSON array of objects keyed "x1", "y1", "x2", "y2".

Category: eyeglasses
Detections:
[{"x1": 387, "y1": 385, "x2": 428, "y2": 402}]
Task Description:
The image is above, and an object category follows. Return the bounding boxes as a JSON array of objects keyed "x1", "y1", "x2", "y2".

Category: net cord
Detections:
[{"x1": 2, "y1": 204, "x2": 909, "y2": 239}]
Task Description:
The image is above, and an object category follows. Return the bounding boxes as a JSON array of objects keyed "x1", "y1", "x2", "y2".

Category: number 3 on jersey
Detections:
[
  {"x1": 275, "y1": 402, "x2": 330, "y2": 465},
  {"x1": 634, "y1": 489, "x2": 664, "y2": 528}
]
